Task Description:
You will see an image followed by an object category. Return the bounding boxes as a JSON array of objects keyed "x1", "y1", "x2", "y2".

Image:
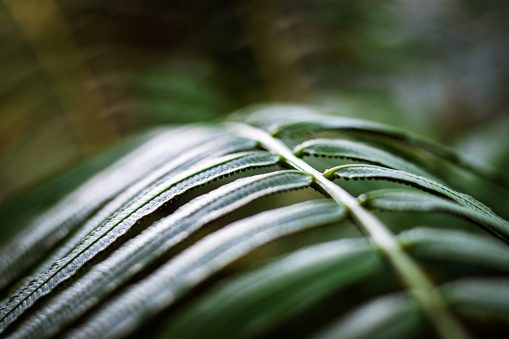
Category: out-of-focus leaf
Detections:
[
  {"x1": 442, "y1": 279, "x2": 509, "y2": 316},
  {"x1": 313, "y1": 293, "x2": 422, "y2": 339},
  {"x1": 398, "y1": 227, "x2": 509, "y2": 271},
  {"x1": 157, "y1": 238, "x2": 378, "y2": 339}
]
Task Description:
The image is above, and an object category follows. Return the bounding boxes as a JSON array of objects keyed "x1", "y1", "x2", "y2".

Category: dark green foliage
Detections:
[{"x1": 1, "y1": 105, "x2": 509, "y2": 339}]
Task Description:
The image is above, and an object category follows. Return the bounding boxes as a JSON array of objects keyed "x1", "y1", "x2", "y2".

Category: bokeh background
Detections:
[{"x1": 1, "y1": 0, "x2": 509, "y2": 206}]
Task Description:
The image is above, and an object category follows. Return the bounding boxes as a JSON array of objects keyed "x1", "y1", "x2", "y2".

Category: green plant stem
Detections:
[{"x1": 231, "y1": 122, "x2": 471, "y2": 339}]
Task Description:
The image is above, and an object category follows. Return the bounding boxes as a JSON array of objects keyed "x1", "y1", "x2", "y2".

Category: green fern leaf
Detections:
[
  {"x1": 398, "y1": 227, "x2": 509, "y2": 271},
  {"x1": 242, "y1": 104, "x2": 502, "y2": 185},
  {"x1": 294, "y1": 138, "x2": 433, "y2": 178},
  {"x1": 2, "y1": 104, "x2": 509, "y2": 339},
  {"x1": 327, "y1": 164, "x2": 509, "y2": 239},
  {"x1": 441, "y1": 279, "x2": 509, "y2": 316},
  {"x1": 0, "y1": 127, "x2": 247, "y2": 290},
  {"x1": 360, "y1": 189, "x2": 509, "y2": 242},
  {"x1": 0, "y1": 151, "x2": 281, "y2": 332},
  {"x1": 7, "y1": 134, "x2": 257, "y2": 292},
  {"x1": 6, "y1": 171, "x2": 313, "y2": 338}
]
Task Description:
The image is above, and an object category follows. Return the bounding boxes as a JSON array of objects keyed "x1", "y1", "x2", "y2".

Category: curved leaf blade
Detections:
[
  {"x1": 294, "y1": 138, "x2": 432, "y2": 178},
  {"x1": 154, "y1": 238, "x2": 378, "y2": 339},
  {"x1": 360, "y1": 189, "x2": 509, "y2": 243},
  {"x1": 0, "y1": 126, "x2": 228, "y2": 290},
  {"x1": 241, "y1": 104, "x2": 502, "y2": 185},
  {"x1": 314, "y1": 293, "x2": 422, "y2": 339},
  {"x1": 441, "y1": 279, "x2": 509, "y2": 316},
  {"x1": 397, "y1": 227, "x2": 509, "y2": 271},
  {"x1": 9, "y1": 133, "x2": 256, "y2": 291},
  {"x1": 6, "y1": 171, "x2": 313, "y2": 338},
  {"x1": 328, "y1": 164, "x2": 509, "y2": 241},
  {"x1": 0, "y1": 150, "x2": 279, "y2": 333}
]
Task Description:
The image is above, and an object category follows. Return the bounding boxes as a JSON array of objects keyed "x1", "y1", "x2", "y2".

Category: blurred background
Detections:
[{"x1": 1, "y1": 0, "x2": 509, "y2": 205}]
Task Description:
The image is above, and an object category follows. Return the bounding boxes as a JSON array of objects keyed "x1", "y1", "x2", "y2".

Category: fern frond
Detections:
[
  {"x1": 232, "y1": 122, "x2": 471, "y2": 339},
  {"x1": 2, "y1": 104, "x2": 508, "y2": 339}
]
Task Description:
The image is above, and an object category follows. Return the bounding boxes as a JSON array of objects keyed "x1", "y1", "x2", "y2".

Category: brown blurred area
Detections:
[{"x1": 1, "y1": 0, "x2": 508, "y2": 204}]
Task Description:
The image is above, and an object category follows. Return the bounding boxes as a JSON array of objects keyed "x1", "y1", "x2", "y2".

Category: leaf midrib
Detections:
[{"x1": 230, "y1": 122, "x2": 470, "y2": 339}]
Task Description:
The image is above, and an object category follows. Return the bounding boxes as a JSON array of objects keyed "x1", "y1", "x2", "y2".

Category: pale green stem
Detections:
[{"x1": 231, "y1": 122, "x2": 471, "y2": 339}]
